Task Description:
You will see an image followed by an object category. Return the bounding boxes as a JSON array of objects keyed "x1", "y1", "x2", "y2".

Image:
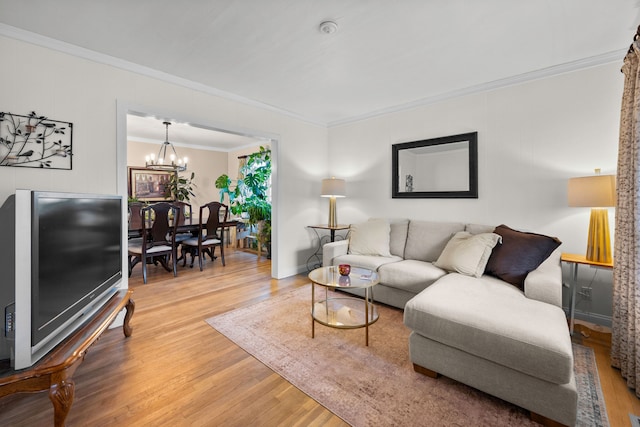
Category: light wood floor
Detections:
[
  {"x1": 0, "y1": 248, "x2": 638, "y2": 426},
  {"x1": 573, "y1": 322, "x2": 640, "y2": 427}
]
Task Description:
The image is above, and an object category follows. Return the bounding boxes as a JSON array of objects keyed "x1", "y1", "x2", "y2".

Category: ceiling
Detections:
[
  {"x1": 126, "y1": 114, "x2": 266, "y2": 152},
  {"x1": 0, "y1": 1, "x2": 638, "y2": 137}
]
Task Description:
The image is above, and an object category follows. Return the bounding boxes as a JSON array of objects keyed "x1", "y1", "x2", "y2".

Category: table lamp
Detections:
[
  {"x1": 567, "y1": 169, "x2": 616, "y2": 263},
  {"x1": 321, "y1": 177, "x2": 346, "y2": 227}
]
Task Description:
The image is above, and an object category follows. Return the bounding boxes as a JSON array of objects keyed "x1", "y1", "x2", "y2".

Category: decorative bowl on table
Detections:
[{"x1": 338, "y1": 264, "x2": 351, "y2": 276}]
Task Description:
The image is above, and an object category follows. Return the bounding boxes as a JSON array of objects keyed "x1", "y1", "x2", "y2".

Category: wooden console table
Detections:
[{"x1": 0, "y1": 288, "x2": 134, "y2": 426}]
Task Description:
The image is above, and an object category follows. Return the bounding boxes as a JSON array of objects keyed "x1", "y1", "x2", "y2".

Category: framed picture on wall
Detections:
[
  {"x1": 0, "y1": 111, "x2": 73, "y2": 169},
  {"x1": 128, "y1": 167, "x2": 171, "y2": 202}
]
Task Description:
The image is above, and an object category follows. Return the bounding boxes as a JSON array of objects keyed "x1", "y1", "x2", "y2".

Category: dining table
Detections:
[{"x1": 128, "y1": 217, "x2": 244, "y2": 247}]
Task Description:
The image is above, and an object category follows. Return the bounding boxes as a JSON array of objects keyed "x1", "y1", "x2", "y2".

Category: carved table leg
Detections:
[
  {"x1": 49, "y1": 379, "x2": 75, "y2": 427},
  {"x1": 123, "y1": 298, "x2": 135, "y2": 337}
]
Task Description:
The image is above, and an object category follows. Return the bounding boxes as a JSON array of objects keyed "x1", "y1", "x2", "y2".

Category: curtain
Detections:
[{"x1": 612, "y1": 32, "x2": 640, "y2": 395}]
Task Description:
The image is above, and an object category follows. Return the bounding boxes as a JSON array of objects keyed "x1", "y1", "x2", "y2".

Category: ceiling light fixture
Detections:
[
  {"x1": 145, "y1": 121, "x2": 188, "y2": 172},
  {"x1": 319, "y1": 21, "x2": 338, "y2": 34}
]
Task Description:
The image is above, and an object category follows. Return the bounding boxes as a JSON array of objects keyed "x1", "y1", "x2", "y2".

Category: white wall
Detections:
[
  {"x1": 0, "y1": 35, "x2": 329, "y2": 280},
  {"x1": 328, "y1": 62, "x2": 623, "y2": 323}
]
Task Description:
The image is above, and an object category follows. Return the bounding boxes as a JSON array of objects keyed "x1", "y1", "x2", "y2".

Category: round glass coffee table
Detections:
[{"x1": 308, "y1": 265, "x2": 380, "y2": 346}]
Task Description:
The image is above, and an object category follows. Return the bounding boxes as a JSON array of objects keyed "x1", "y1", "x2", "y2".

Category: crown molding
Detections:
[
  {"x1": 0, "y1": 23, "x2": 325, "y2": 128},
  {"x1": 328, "y1": 49, "x2": 626, "y2": 128}
]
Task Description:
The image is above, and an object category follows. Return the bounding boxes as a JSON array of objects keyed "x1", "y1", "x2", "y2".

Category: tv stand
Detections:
[{"x1": 0, "y1": 289, "x2": 134, "y2": 426}]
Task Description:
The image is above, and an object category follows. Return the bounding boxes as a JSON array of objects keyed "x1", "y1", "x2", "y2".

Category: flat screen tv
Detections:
[{"x1": 0, "y1": 190, "x2": 123, "y2": 370}]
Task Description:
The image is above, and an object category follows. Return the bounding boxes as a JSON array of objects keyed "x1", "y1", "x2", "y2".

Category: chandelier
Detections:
[{"x1": 145, "y1": 121, "x2": 188, "y2": 172}]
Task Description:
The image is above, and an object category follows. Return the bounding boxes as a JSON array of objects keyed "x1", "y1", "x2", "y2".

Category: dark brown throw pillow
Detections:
[{"x1": 484, "y1": 224, "x2": 561, "y2": 290}]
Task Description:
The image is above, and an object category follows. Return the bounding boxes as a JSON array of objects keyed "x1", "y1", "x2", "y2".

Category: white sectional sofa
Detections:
[{"x1": 322, "y1": 218, "x2": 577, "y2": 426}]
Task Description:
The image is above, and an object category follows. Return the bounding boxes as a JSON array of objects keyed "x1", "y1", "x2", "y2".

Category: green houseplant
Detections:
[
  {"x1": 215, "y1": 147, "x2": 271, "y2": 255},
  {"x1": 164, "y1": 171, "x2": 196, "y2": 202}
]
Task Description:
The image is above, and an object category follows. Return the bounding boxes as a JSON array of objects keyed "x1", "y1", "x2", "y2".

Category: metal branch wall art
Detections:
[{"x1": 0, "y1": 111, "x2": 73, "y2": 169}]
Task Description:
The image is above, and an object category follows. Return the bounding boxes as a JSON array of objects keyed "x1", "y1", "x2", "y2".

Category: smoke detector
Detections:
[{"x1": 319, "y1": 21, "x2": 338, "y2": 34}]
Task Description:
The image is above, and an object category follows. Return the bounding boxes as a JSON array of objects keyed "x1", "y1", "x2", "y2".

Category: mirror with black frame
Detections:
[{"x1": 392, "y1": 132, "x2": 478, "y2": 198}]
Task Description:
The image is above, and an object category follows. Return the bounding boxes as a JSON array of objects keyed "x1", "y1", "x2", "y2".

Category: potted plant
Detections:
[
  {"x1": 164, "y1": 171, "x2": 196, "y2": 202},
  {"x1": 215, "y1": 147, "x2": 271, "y2": 256}
]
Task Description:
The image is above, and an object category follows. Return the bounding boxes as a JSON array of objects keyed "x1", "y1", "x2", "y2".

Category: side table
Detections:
[
  {"x1": 560, "y1": 253, "x2": 613, "y2": 334},
  {"x1": 306, "y1": 224, "x2": 350, "y2": 271}
]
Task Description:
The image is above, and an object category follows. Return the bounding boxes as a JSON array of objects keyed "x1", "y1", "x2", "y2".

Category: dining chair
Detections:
[
  {"x1": 128, "y1": 202, "x2": 179, "y2": 283},
  {"x1": 172, "y1": 201, "x2": 193, "y2": 244},
  {"x1": 127, "y1": 202, "x2": 146, "y2": 238},
  {"x1": 180, "y1": 201, "x2": 228, "y2": 271}
]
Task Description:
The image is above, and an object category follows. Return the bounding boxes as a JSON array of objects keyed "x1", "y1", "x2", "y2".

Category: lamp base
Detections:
[
  {"x1": 327, "y1": 197, "x2": 337, "y2": 228},
  {"x1": 586, "y1": 208, "x2": 612, "y2": 264}
]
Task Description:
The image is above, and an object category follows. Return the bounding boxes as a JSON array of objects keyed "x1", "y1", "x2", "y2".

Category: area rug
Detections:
[{"x1": 206, "y1": 286, "x2": 609, "y2": 427}]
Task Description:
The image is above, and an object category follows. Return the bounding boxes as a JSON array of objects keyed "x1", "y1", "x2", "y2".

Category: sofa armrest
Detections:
[
  {"x1": 323, "y1": 240, "x2": 349, "y2": 267},
  {"x1": 524, "y1": 248, "x2": 562, "y2": 308}
]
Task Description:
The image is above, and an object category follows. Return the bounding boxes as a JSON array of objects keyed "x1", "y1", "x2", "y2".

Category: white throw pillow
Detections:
[
  {"x1": 434, "y1": 231, "x2": 501, "y2": 277},
  {"x1": 348, "y1": 219, "x2": 392, "y2": 257}
]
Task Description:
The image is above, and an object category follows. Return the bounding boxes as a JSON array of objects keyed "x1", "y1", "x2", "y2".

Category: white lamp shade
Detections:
[
  {"x1": 321, "y1": 178, "x2": 346, "y2": 198},
  {"x1": 568, "y1": 175, "x2": 616, "y2": 207}
]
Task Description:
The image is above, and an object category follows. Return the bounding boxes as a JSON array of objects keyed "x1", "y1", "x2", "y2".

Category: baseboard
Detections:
[
  {"x1": 563, "y1": 308, "x2": 612, "y2": 328},
  {"x1": 574, "y1": 310, "x2": 612, "y2": 328}
]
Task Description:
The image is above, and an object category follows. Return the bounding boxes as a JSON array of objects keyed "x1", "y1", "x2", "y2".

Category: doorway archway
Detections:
[{"x1": 116, "y1": 101, "x2": 280, "y2": 279}]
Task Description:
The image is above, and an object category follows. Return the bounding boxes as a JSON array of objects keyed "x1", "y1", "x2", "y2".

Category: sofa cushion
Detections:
[
  {"x1": 434, "y1": 231, "x2": 501, "y2": 277},
  {"x1": 524, "y1": 248, "x2": 562, "y2": 308},
  {"x1": 332, "y1": 254, "x2": 402, "y2": 272},
  {"x1": 465, "y1": 223, "x2": 495, "y2": 235},
  {"x1": 404, "y1": 220, "x2": 465, "y2": 262},
  {"x1": 485, "y1": 224, "x2": 562, "y2": 290},
  {"x1": 378, "y1": 260, "x2": 447, "y2": 294},
  {"x1": 348, "y1": 219, "x2": 391, "y2": 257},
  {"x1": 403, "y1": 273, "x2": 573, "y2": 385},
  {"x1": 368, "y1": 218, "x2": 409, "y2": 257},
  {"x1": 389, "y1": 219, "x2": 409, "y2": 257}
]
